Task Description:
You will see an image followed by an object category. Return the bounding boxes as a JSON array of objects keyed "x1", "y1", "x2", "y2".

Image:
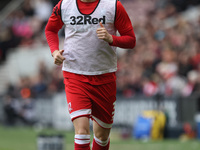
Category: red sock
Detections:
[
  {"x1": 92, "y1": 136, "x2": 110, "y2": 150},
  {"x1": 75, "y1": 143, "x2": 90, "y2": 150},
  {"x1": 74, "y1": 134, "x2": 91, "y2": 150}
]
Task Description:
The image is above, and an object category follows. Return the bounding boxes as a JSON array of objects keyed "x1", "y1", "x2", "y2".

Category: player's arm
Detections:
[
  {"x1": 112, "y1": 1, "x2": 136, "y2": 49},
  {"x1": 45, "y1": 0, "x2": 65, "y2": 65},
  {"x1": 96, "y1": 1, "x2": 136, "y2": 49}
]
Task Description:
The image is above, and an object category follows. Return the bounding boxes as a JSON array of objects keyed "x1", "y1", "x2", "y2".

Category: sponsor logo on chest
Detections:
[{"x1": 70, "y1": 15, "x2": 105, "y2": 25}]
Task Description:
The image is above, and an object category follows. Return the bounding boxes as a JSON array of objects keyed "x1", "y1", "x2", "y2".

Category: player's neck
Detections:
[{"x1": 80, "y1": 0, "x2": 97, "y2": 2}]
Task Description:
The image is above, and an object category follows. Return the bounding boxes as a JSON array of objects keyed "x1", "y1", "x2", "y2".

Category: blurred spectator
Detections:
[
  {"x1": 182, "y1": 70, "x2": 199, "y2": 96},
  {"x1": 3, "y1": 95, "x2": 20, "y2": 126},
  {"x1": 177, "y1": 51, "x2": 193, "y2": 77},
  {"x1": 3, "y1": 93, "x2": 36, "y2": 126},
  {"x1": 156, "y1": 49, "x2": 178, "y2": 81},
  {"x1": 11, "y1": 10, "x2": 34, "y2": 45},
  {"x1": 18, "y1": 95, "x2": 36, "y2": 126},
  {"x1": 21, "y1": 0, "x2": 35, "y2": 17},
  {"x1": 34, "y1": 0, "x2": 53, "y2": 30},
  {"x1": 31, "y1": 61, "x2": 49, "y2": 97}
]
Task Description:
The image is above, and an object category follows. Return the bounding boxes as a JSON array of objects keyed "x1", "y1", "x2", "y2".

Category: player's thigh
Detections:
[
  {"x1": 64, "y1": 78, "x2": 92, "y2": 120},
  {"x1": 93, "y1": 121, "x2": 111, "y2": 141},
  {"x1": 73, "y1": 117, "x2": 90, "y2": 135},
  {"x1": 91, "y1": 81, "x2": 116, "y2": 128}
]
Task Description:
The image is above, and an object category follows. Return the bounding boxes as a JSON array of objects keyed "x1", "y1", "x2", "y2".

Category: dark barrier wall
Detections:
[
  {"x1": 176, "y1": 94, "x2": 200, "y2": 125},
  {"x1": 0, "y1": 94, "x2": 200, "y2": 127}
]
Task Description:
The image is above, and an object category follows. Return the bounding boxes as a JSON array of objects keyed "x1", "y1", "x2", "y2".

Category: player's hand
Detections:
[
  {"x1": 52, "y1": 50, "x2": 65, "y2": 65},
  {"x1": 96, "y1": 22, "x2": 113, "y2": 44}
]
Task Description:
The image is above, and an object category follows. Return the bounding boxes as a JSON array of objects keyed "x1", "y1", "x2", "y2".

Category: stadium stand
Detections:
[{"x1": 0, "y1": 0, "x2": 200, "y2": 96}]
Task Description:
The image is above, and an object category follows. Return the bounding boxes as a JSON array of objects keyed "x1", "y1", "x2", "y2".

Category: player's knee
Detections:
[
  {"x1": 94, "y1": 132, "x2": 109, "y2": 141},
  {"x1": 93, "y1": 125, "x2": 110, "y2": 141},
  {"x1": 76, "y1": 128, "x2": 90, "y2": 135}
]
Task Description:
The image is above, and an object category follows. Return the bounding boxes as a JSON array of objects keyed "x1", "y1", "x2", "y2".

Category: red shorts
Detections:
[{"x1": 64, "y1": 77, "x2": 116, "y2": 129}]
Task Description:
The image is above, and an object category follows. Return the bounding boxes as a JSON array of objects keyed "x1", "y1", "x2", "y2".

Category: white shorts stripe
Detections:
[
  {"x1": 70, "y1": 109, "x2": 91, "y2": 120},
  {"x1": 92, "y1": 116, "x2": 112, "y2": 129}
]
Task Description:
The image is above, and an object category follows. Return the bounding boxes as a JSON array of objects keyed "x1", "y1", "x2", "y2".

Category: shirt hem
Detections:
[{"x1": 62, "y1": 68, "x2": 117, "y2": 75}]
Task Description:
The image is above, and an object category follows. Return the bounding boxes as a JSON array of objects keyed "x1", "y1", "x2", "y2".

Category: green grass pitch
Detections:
[{"x1": 0, "y1": 125, "x2": 200, "y2": 150}]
